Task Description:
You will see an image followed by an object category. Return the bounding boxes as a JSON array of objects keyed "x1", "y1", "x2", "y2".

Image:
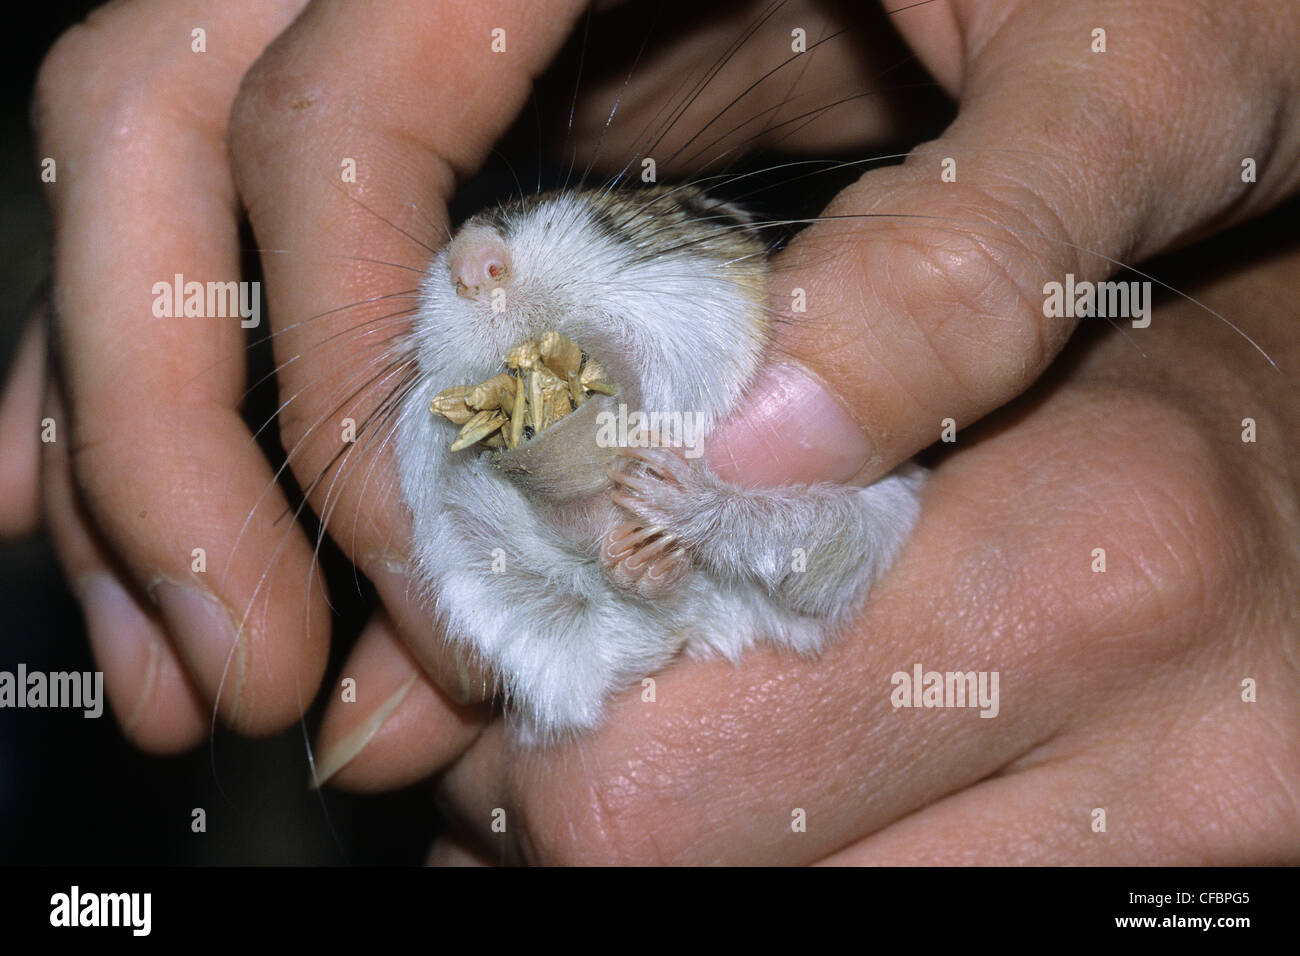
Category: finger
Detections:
[
  {"x1": 42, "y1": 382, "x2": 207, "y2": 754},
  {"x1": 0, "y1": 314, "x2": 45, "y2": 538},
  {"x1": 823, "y1": 683, "x2": 1300, "y2": 865},
  {"x1": 228, "y1": 0, "x2": 587, "y2": 695},
  {"x1": 312, "y1": 609, "x2": 486, "y2": 792},
  {"x1": 706, "y1": 0, "x2": 1300, "y2": 487},
  {"x1": 35, "y1": 0, "x2": 325, "y2": 734}
]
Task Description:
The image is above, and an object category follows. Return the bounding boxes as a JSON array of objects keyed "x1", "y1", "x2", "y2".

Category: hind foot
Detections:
[{"x1": 600, "y1": 520, "x2": 691, "y2": 600}]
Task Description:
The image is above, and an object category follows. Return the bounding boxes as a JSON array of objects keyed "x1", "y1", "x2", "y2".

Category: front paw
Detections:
[
  {"x1": 608, "y1": 442, "x2": 714, "y2": 540},
  {"x1": 603, "y1": 444, "x2": 708, "y2": 600}
]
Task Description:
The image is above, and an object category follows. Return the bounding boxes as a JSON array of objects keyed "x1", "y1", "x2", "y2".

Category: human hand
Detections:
[
  {"x1": 421, "y1": 234, "x2": 1300, "y2": 863},
  {"x1": 21, "y1": 2, "x2": 1300, "y2": 864},
  {"x1": 26, "y1": 0, "x2": 598, "y2": 763},
  {"x1": 300, "y1": 1, "x2": 1300, "y2": 860}
]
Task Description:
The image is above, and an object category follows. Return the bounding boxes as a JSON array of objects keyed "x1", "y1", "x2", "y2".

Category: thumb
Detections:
[{"x1": 706, "y1": 0, "x2": 1300, "y2": 488}]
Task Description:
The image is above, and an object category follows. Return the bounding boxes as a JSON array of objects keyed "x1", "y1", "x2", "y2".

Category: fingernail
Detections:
[
  {"x1": 705, "y1": 362, "x2": 875, "y2": 487},
  {"x1": 73, "y1": 573, "x2": 159, "y2": 732},
  {"x1": 363, "y1": 558, "x2": 484, "y2": 706},
  {"x1": 311, "y1": 673, "x2": 417, "y2": 789},
  {"x1": 151, "y1": 580, "x2": 244, "y2": 724}
]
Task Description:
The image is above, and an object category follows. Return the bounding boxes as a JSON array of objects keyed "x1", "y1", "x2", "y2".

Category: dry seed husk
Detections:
[
  {"x1": 527, "y1": 369, "x2": 545, "y2": 430},
  {"x1": 537, "y1": 370, "x2": 571, "y2": 429},
  {"x1": 508, "y1": 373, "x2": 526, "y2": 449},
  {"x1": 430, "y1": 331, "x2": 616, "y2": 452},
  {"x1": 505, "y1": 340, "x2": 541, "y2": 371},
  {"x1": 581, "y1": 361, "x2": 609, "y2": 388},
  {"x1": 539, "y1": 330, "x2": 582, "y2": 378},
  {"x1": 567, "y1": 371, "x2": 585, "y2": 407},
  {"x1": 467, "y1": 373, "x2": 516, "y2": 410},
  {"x1": 508, "y1": 372, "x2": 527, "y2": 449},
  {"x1": 429, "y1": 385, "x2": 476, "y2": 424},
  {"x1": 449, "y1": 409, "x2": 508, "y2": 451}
]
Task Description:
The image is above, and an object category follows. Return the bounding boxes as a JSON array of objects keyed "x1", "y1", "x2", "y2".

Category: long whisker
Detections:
[
  {"x1": 661, "y1": 29, "x2": 851, "y2": 170},
  {"x1": 319, "y1": 173, "x2": 443, "y2": 256},
  {"x1": 678, "y1": 82, "x2": 938, "y2": 174},
  {"x1": 224, "y1": 348, "x2": 418, "y2": 589},
  {"x1": 252, "y1": 248, "x2": 427, "y2": 275},
  {"x1": 243, "y1": 310, "x2": 416, "y2": 447},
  {"x1": 562, "y1": 3, "x2": 596, "y2": 194},
  {"x1": 577, "y1": 1, "x2": 663, "y2": 190},
  {"x1": 611, "y1": 0, "x2": 790, "y2": 189}
]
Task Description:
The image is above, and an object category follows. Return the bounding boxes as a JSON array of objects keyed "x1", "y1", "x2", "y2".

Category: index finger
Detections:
[{"x1": 228, "y1": 0, "x2": 588, "y2": 708}]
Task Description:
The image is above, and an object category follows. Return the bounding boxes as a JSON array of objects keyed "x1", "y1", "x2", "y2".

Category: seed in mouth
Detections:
[{"x1": 430, "y1": 330, "x2": 616, "y2": 451}]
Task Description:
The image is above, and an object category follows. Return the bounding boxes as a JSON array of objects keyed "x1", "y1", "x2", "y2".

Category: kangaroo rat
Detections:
[{"x1": 393, "y1": 183, "x2": 925, "y2": 740}]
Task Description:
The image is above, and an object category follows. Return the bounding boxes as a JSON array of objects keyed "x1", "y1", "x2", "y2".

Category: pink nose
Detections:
[{"x1": 447, "y1": 224, "x2": 511, "y2": 300}]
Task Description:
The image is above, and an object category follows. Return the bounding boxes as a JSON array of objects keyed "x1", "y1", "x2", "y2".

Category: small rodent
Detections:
[{"x1": 394, "y1": 183, "x2": 926, "y2": 740}]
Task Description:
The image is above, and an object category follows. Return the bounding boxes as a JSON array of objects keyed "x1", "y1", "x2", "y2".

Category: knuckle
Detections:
[
  {"x1": 228, "y1": 42, "x2": 313, "y2": 166},
  {"x1": 884, "y1": 189, "x2": 1069, "y2": 402},
  {"x1": 66, "y1": 410, "x2": 168, "y2": 519},
  {"x1": 1100, "y1": 402, "x2": 1253, "y2": 611},
  {"x1": 34, "y1": 5, "x2": 211, "y2": 147}
]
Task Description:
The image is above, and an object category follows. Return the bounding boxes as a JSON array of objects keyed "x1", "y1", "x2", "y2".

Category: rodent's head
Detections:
[{"x1": 413, "y1": 185, "x2": 771, "y2": 424}]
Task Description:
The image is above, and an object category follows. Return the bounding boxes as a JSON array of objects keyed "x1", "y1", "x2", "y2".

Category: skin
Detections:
[{"x1": 12, "y1": 0, "x2": 1300, "y2": 859}]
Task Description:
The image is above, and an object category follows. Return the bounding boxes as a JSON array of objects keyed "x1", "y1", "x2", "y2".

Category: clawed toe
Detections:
[
  {"x1": 601, "y1": 520, "x2": 691, "y2": 600},
  {"x1": 615, "y1": 443, "x2": 691, "y2": 485},
  {"x1": 602, "y1": 522, "x2": 664, "y2": 561},
  {"x1": 607, "y1": 466, "x2": 660, "y2": 497}
]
